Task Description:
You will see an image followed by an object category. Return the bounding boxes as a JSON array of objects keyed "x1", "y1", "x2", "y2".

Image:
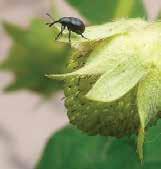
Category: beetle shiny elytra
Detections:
[{"x1": 46, "y1": 13, "x2": 87, "y2": 44}]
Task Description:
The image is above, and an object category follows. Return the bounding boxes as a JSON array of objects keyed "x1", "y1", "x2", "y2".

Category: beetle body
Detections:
[
  {"x1": 59, "y1": 17, "x2": 85, "y2": 35},
  {"x1": 46, "y1": 13, "x2": 87, "y2": 44}
]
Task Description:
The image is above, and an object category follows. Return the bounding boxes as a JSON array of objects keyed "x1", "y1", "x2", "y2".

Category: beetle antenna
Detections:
[
  {"x1": 81, "y1": 34, "x2": 88, "y2": 40},
  {"x1": 46, "y1": 13, "x2": 59, "y2": 27},
  {"x1": 46, "y1": 13, "x2": 55, "y2": 21}
]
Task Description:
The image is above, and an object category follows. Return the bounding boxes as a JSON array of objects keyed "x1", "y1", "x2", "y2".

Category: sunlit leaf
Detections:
[{"x1": 86, "y1": 57, "x2": 146, "y2": 102}]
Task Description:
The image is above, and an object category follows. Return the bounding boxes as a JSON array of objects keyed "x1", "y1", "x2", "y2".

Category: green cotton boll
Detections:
[
  {"x1": 47, "y1": 19, "x2": 161, "y2": 160},
  {"x1": 65, "y1": 76, "x2": 139, "y2": 137}
]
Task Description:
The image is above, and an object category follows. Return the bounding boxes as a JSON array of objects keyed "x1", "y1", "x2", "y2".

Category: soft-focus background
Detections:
[{"x1": 0, "y1": 0, "x2": 161, "y2": 169}]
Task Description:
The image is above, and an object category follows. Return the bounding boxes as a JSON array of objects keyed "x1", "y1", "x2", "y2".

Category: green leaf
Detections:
[
  {"x1": 36, "y1": 125, "x2": 137, "y2": 169},
  {"x1": 156, "y1": 10, "x2": 161, "y2": 20},
  {"x1": 36, "y1": 121, "x2": 161, "y2": 169},
  {"x1": 86, "y1": 57, "x2": 147, "y2": 102},
  {"x1": 2, "y1": 21, "x2": 27, "y2": 44},
  {"x1": 66, "y1": 0, "x2": 147, "y2": 24},
  {"x1": 144, "y1": 120, "x2": 161, "y2": 162},
  {"x1": 1, "y1": 20, "x2": 71, "y2": 97},
  {"x1": 137, "y1": 69, "x2": 161, "y2": 160}
]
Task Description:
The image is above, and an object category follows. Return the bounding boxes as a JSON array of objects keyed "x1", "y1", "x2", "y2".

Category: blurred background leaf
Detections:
[
  {"x1": 36, "y1": 120, "x2": 161, "y2": 169},
  {"x1": 66, "y1": 0, "x2": 147, "y2": 24},
  {"x1": 0, "y1": 19, "x2": 71, "y2": 98},
  {"x1": 157, "y1": 11, "x2": 161, "y2": 19}
]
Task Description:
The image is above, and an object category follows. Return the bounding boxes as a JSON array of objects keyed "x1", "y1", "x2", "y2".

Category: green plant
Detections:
[
  {"x1": 36, "y1": 1, "x2": 161, "y2": 168},
  {"x1": 48, "y1": 18, "x2": 161, "y2": 161},
  {"x1": 3, "y1": 0, "x2": 161, "y2": 168}
]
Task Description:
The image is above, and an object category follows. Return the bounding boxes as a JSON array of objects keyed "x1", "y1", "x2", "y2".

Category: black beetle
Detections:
[{"x1": 46, "y1": 13, "x2": 87, "y2": 44}]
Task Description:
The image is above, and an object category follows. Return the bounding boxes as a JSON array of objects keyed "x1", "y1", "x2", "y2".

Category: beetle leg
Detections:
[
  {"x1": 55, "y1": 25, "x2": 65, "y2": 40},
  {"x1": 68, "y1": 30, "x2": 71, "y2": 45},
  {"x1": 81, "y1": 34, "x2": 88, "y2": 40}
]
